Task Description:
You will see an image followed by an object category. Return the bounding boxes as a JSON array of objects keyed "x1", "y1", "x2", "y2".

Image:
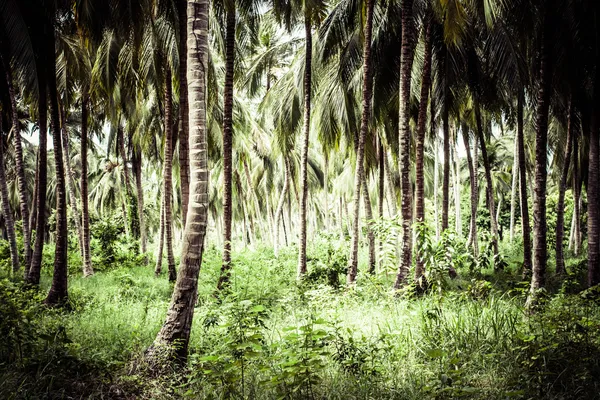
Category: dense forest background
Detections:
[{"x1": 1, "y1": 0, "x2": 600, "y2": 398}]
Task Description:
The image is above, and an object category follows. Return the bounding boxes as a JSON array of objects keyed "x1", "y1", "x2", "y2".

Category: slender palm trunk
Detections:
[
  {"x1": 384, "y1": 152, "x2": 397, "y2": 217},
  {"x1": 80, "y1": 94, "x2": 93, "y2": 276},
  {"x1": 348, "y1": 0, "x2": 374, "y2": 284},
  {"x1": 217, "y1": 9, "x2": 236, "y2": 289},
  {"x1": 133, "y1": 147, "x2": 147, "y2": 256},
  {"x1": 149, "y1": 0, "x2": 210, "y2": 360},
  {"x1": 27, "y1": 70, "x2": 47, "y2": 285},
  {"x1": 2, "y1": 57, "x2": 30, "y2": 268},
  {"x1": 274, "y1": 157, "x2": 290, "y2": 256},
  {"x1": 555, "y1": 97, "x2": 573, "y2": 275},
  {"x1": 441, "y1": 96, "x2": 450, "y2": 232},
  {"x1": 163, "y1": 68, "x2": 176, "y2": 282},
  {"x1": 45, "y1": 41, "x2": 69, "y2": 305},
  {"x1": 363, "y1": 174, "x2": 376, "y2": 274},
  {"x1": 475, "y1": 103, "x2": 499, "y2": 263},
  {"x1": 453, "y1": 128, "x2": 461, "y2": 236},
  {"x1": 527, "y1": 26, "x2": 551, "y2": 304},
  {"x1": 324, "y1": 155, "x2": 329, "y2": 230},
  {"x1": 517, "y1": 90, "x2": 532, "y2": 276},
  {"x1": 415, "y1": 14, "x2": 432, "y2": 281},
  {"x1": 117, "y1": 125, "x2": 131, "y2": 237},
  {"x1": 378, "y1": 141, "x2": 384, "y2": 258},
  {"x1": 297, "y1": 16, "x2": 313, "y2": 278},
  {"x1": 509, "y1": 133, "x2": 519, "y2": 242},
  {"x1": 434, "y1": 130, "x2": 440, "y2": 239},
  {"x1": 155, "y1": 190, "x2": 165, "y2": 275},
  {"x1": 0, "y1": 135, "x2": 19, "y2": 272},
  {"x1": 571, "y1": 133, "x2": 581, "y2": 255},
  {"x1": 462, "y1": 124, "x2": 478, "y2": 255},
  {"x1": 394, "y1": 0, "x2": 416, "y2": 289},
  {"x1": 178, "y1": 0, "x2": 190, "y2": 225}
]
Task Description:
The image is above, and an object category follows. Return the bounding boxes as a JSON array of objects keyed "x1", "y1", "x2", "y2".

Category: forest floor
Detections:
[{"x1": 2, "y1": 236, "x2": 600, "y2": 399}]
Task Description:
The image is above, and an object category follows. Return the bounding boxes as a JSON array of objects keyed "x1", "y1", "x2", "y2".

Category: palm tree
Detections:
[
  {"x1": 0, "y1": 128, "x2": 19, "y2": 272},
  {"x1": 149, "y1": 0, "x2": 210, "y2": 361},
  {"x1": 555, "y1": 97, "x2": 573, "y2": 275},
  {"x1": 178, "y1": 0, "x2": 190, "y2": 226},
  {"x1": 80, "y1": 91, "x2": 94, "y2": 276},
  {"x1": 162, "y1": 66, "x2": 177, "y2": 282}
]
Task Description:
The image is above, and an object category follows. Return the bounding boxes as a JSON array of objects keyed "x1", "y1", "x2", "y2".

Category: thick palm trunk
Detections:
[
  {"x1": 163, "y1": 68, "x2": 176, "y2": 282},
  {"x1": 133, "y1": 146, "x2": 147, "y2": 256},
  {"x1": 517, "y1": 90, "x2": 532, "y2": 276},
  {"x1": 555, "y1": 97, "x2": 573, "y2": 275},
  {"x1": 2, "y1": 58, "x2": 30, "y2": 268},
  {"x1": 45, "y1": 46, "x2": 69, "y2": 305},
  {"x1": 415, "y1": 14, "x2": 433, "y2": 281},
  {"x1": 80, "y1": 95, "x2": 93, "y2": 276},
  {"x1": 274, "y1": 157, "x2": 290, "y2": 256},
  {"x1": 0, "y1": 136, "x2": 19, "y2": 272},
  {"x1": 348, "y1": 0, "x2": 374, "y2": 284},
  {"x1": 588, "y1": 75, "x2": 600, "y2": 287},
  {"x1": 178, "y1": 0, "x2": 190, "y2": 225},
  {"x1": 297, "y1": 16, "x2": 312, "y2": 278},
  {"x1": 441, "y1": 99, "x2": 450, "y2": 231},
  {"x1": 150, "y1": 0, "x2": 210, "y2": 360},
  {"x1": 217, "y1": 10, "x2": 236, "y2": 289},
  {"x1": 394, "y1": 0, "x2": 416, "y2": 289},
  {"x1": 27, "y1": 69, "x2": 48, "y2": 285},
  {"x1": 462, "y1": 124, "x2": 478, "y2": 255},
  {"x1": 527, "y1": 28, "x2": 551, "y2": 304},
  {"x1": 475, "y1": 103, "x2": 499, "y2": 263}
]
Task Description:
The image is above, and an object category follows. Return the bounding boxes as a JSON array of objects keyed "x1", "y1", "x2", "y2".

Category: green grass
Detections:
[{"x1": 1, "y1": 238, "x2": 600, "y2": 399}]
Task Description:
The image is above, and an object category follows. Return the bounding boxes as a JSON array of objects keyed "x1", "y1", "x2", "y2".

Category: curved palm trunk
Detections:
[
  {"x1": 462, "y1": 124, "x2": 478, "y2": 256},
  {"x1": 178, "y1": 0, "x2": 190, "y2": 225},
  {"x1": 475, "y1": 103, "x2": 499, "y2": 264},
  {"x1": 149, "y1": 0, "x2": 210, "y2": 360},
  {"x1": 163, "y1": 68, "x2": 176, "y2": 282},
  {"x1": 217, "y1": 10, "x2": 236, "y2": 290},
  {"x1": 2, "y1": 58, "x2": 30, "y2": 269},
  {"x1": 394, "y1": 0, "x2": 416, "y2": 289},
  {"x1": 80, "y1": 94, "x2": 93, "y2": 276},
  {"x1": 0, "y1": 135, "x2": 19, "y2": 272},
  {"x1": 415, "y1": 14, "x2": 433, "y2": 281},
  {"x1": 297, "y1": 16, "x2": 312, "y2": 278},
  {"x1": 27, "y1": 69, "x2": 48, "y2": 285},
  {"x1": 555, "y1": 97, "x2": 573, "y2": 275},
  {"x1": 517, "y1": 90, "x2": 532, "y2": 276},
  {"x1": 274, "y1": 157, "x2": 290, "y2": 256},
  {"x1": 348, "y1": 0, "x2": 374, "y2": 284},
  {"x1": 45, "y1": 45, "x2": 69, "y2": 305},
  {"x1": 527, "y1": 27, "x2": 551, "y2": 304}
]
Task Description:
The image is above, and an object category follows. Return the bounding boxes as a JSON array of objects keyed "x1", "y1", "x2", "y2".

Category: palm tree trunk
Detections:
[
  {"x1": 155, "y1": 189, "x2": 165, "y2": 275},
  {"x1": 163, "y1": 67, "x2": 176, "y2": 282},
  {"x1": 394, "y1": 0, "x2": 416, "y2": 289},
  {"x1": 45, "y1": 41, "x2": 69, "y2": 305},
  {"x1": 453, "y1": 128, "x2": 461, "y2": 236},
  {"x1": 378, "y1": 141, "x2": 384, "y2": 257},
  {"x1": 588, "y1": 91, "x2": 600, "y2": 287},
  {"x1": 178, "y1": 0, "x2": 190, "y2": 225},
  {"x1": 527, "y1": 26, "x2": 551, "y2": 304},
  {"x1": 274, "y1": 157, "x2": 290, "y2": 256},
  {"x1": 571, "y1": 133, "x2": 581, "y2": 255},
  {"x1": 555, "y1": 97, "x2": 574, "y2": 275},
  {"x1": 0, "y1": 134, "x2": 19, "y2": 272},
  {"x1": 80, "y1": 94, "x2": 93, "y2": 276},
  {"x1": 348, "y1": 0, "x2": 374, "y2": 284},
  {"x1": 442, "y1": 97, "x2": 450, "y2": 232},
  {"x1": 384, "y1": 151, "x2": 397, "y2": 217},
  {"x1": 217, "y1": 9, "x2": 236, "y2": 289},
  {"x1": 27, "y1": 66, "x2": 48, "y2": 285},
  {"x1": 297, "y1": 16, "x2": 313, "y2": 278},
  {"x1": 363, "y1": 174, "x2": 376, "y2": 274},
  {"x1": 133, "y1": 146, "x2": 147, "y2": 257},
  {"x1": 149, "y1": 0, "x2": 210, "y2": 361},
  {"x1": 2, "y1": 56, "x2": 30, "y2": 269},
  {"x1": 462, "y1": 123, "x2": 477, "y2": 254},
  {"x1": 509, "y1": 133, "x2": 519, "y2": 242},
  {"x1": 434, "y1": 130, "x2": 440, "y2": 240},
  {"x1": 517, "y1": 89, "x2": 532, "y2": 276},
  {"x1": 324, "y1": 154, "x2": 329, "y2": 230},
  {"x1": 415, "y1": 13, "x2": 432, "y2": 281},
  {"x1": 117, "y1": 125, "x2": 131, "y2": 237},
  {"x1": 475, "y1": 102, "x2": 500, "y2": 264}
]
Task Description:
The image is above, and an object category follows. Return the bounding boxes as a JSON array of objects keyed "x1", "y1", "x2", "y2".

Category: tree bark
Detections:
[
  {"x1": 527, "y1": 25, "x2": 551, "y2": 305},
  {"x1": 45, "y1": 37, "x2": 69, "y2": 305},
  {"x1": 555, "y1": 97, "x2": 573, "y2": 275},
  {"x1": 509, "y1": 130, "x2": 519, "y2": 242},
  {"x1": 155, "y1": 189, "x2": 165, "y2": 275},
  {"x1": 394, "y1": 0, "x2": 416, "y2": 289},
  {"x1": 363, "y1": 173, "x2": 376, "y2": 275},
  {"x1": 571, "y1": 132, "x2": 581, "y2": 255},
  {"x1": 149, "y1": 0, "x2": 210, "y2": 361},
  {"x1": 297, "y1": 16, "x2": 312, "y2": 278},
  {"x1": 133, "y1": 146, "x2": 147, "y2": 257},
  {"x1": 442, "y1": 94, "x2": 450, "y2": 232},
  {"x1": 0, "y1": 131, "x2": 19, "y2": 272},
  {"x1": 517, "y1": 90, "x2": 532, "y2": 276},
  {"x1": 274, "y1": 157, "x2": 290, "y2": 256},
  {"x1": 588, "y1": 90, "x2": 600, "y2": 287},
  {"x1": 2, "y1": 55, "x2": 30, "y2": 269},
  {"x1": 348, "y1": 0, "x2": 374, "y2": 284},
  {"x1": 117, "y1": 125, "x2": 131, "y2": 237},
  {"x1": 163, "y1": 67, "x2": 176, "y2": 282},
  {"x1": 80, "y1": 93, "x2": 94, "y2": 276},
  {"x1": 462, "y1": 123, "x2": 478, "y2": 255},
  {"x1": 178, "y1": 0, "x2": 190, "y2": 225},
  {"x1": 217, "y1": 9, "x2": 236, "y2": 290},
  {"x1": 415, "y1": 13, "x2": 432, "y2": 281},
  {"x1": 453, "y1": 127, "x2": 461, "y2": 236}
]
